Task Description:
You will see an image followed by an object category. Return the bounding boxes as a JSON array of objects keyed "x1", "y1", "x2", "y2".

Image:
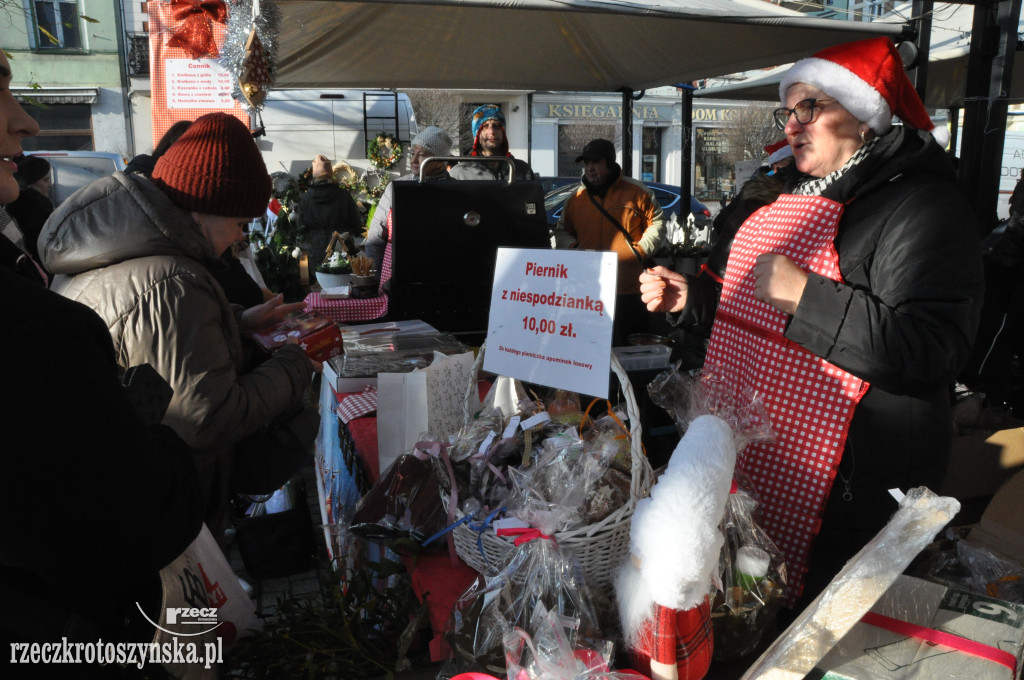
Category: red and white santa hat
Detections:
[
  {"x1": 764, "y1": 139, "x2": 793, "y2": 165},
  {"x1": 779, "y1": 37, "x2": 948, "y2": 147}
]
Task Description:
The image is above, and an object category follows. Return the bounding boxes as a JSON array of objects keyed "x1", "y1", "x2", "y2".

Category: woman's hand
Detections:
[
  {"x1": 240, "y1": 294, "x2": 307, "y2": 335},
  {"x1": 753, "y1": 253, "x2": 808, "y2": 316},
  {"x1": 640, "y1": 266, "x2": 688, "y2": 314},
  {"x1": 283, "y1": 337, "x2": 323, "y2": 373}
]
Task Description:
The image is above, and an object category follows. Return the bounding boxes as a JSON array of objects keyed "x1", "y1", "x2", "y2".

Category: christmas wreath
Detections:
[
  {"x1": 367, "y1": 133, "x2": 402, "y2": 169},
  {"x1": 360, "y1": 167, "x2": 391, "y2": 200},
  {"x1": 333, "y1": 161, "x2": 365, "y2": 194}
]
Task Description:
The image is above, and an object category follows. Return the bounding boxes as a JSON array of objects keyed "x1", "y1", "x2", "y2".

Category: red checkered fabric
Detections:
[
  {"x1": 304, "y1": 292, "x2": 388, "y2": 323},
  {"x1": 630, "y1": 599, "x2": 713, "y2": 680},
  {"x1": 304, "y1": 209, "x2": 393, "y2": 323},
  {"x1": 380, "y1": 209, "x2": 393, "y2": 287},
  {"x1": 336, "y1": 387, "x2": 378, "y2": 424},
  {"x1": 704, "y1": 194, "x2": 868, "y2": 604},
  {"x1": 147, "y1": 2, "x2": 247, "y2": 148}
]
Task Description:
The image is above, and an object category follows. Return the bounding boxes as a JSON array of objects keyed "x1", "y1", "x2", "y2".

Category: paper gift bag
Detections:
[{"x1": 377, "y1": 350, "x2": 478, "y2": 476}]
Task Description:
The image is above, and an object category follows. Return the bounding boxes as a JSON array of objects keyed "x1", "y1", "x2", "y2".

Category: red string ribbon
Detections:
[
  {"x1": 496, "y1": 527, "x2": 554, "y2": 546},
  {"x1": 861, "y1": 611, "x2": 1018, "y2": 675},
  {"x1": 166, "y1": 0, "x2": 227, "y2": 58}
]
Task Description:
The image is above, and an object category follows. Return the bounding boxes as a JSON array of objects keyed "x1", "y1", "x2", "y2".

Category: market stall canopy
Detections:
[
  {"x1": 693, "y1": 1, "x2": 1024, "y2": 109},
  {"x1": 693, "y1": 46, "x2": 1024, "y2": 109},
  {"x1": 272, "y1": 0, "x2": 909, "y2": 92}
]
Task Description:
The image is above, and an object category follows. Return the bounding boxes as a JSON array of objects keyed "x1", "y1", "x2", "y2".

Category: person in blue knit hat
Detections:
[{"x1": 450, "y1": 104, "x2": 534, "y2": 181}]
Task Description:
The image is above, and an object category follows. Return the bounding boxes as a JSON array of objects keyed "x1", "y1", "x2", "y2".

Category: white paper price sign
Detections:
[
  {"x1": 484, "y1": 247, "x2": 616, "y2": 398},
  {"x1": 165, "y1": 59, "x2": 236, "y2": 110}
]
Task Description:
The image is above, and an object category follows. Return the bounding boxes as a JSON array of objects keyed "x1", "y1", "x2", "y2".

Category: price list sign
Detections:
[
  {"x1": 485, "y1": 247, "x2": 616, "y2": 398},
  {"x1": 165, "y1": 59, "x2": 236, "y2": 110}
]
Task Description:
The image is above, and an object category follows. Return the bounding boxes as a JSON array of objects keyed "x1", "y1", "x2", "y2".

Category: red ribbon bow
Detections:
[
  {"x1": 166, "y1": 0, "x2": 227, "y2": 59},
  {"x1": 496, "y1": 527, "x2": 554, "y2": 546}
]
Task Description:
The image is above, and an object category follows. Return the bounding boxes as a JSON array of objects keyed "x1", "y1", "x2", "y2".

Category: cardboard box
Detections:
[
  {"x1": 813, "y1": 575, "x2": 1024, "y2": 680},
  {"x1": 940, "y1": 420, "x2": 1024, "y2": 500},
  {"x1": 969, "y1": 470, "x2": 1024, "y2": 567},
  {"x1": 322, "y1": 360, "x2": 377, "y2": 395},
  {"x1": 251, "y1": 312, "x2": 336, "y2": 355},
  {"x1": 296, "y1": 323, "x2": 344, "y2": 363}
]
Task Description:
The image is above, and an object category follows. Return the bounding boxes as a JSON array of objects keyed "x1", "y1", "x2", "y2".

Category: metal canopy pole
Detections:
[
  {"x1": 957, "y1": 0, "x2": 1023, "y2": 231},
  {"x1": 619, "y1": 88, "x2": 634, "y2": 176},
  {"x1": 910, "y1": 0, "x2": 933, "y2": 102},
  {"x1": 618, "y1": 88, "x2": 645, "y2": 177},
  {"x1": 680, "y1": 84, "x2": 694, "y2": 222}
]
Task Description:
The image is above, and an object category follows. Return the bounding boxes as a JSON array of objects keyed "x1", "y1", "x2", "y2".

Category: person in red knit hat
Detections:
[
  {"x1": 40, "y1": 112, "x2": 318, "y2": 542},
  {"x1": 640, "y1": 36, "x2": 984, "y2": 620}
]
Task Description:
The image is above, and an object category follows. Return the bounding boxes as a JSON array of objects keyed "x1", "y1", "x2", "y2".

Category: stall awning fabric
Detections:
[
  {"x1": 273, "y1": 0, "x2": 909, "y2": 92},
  {"x1": 12, "y1": 87, "x2": 100, "y2": 105},
  {"x1": 693, "y1": 46, "x2": 1024, "y2": 109}
]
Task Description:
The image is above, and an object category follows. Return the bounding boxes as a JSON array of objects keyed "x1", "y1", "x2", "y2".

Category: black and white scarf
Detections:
[{"x1": 792, "y1": 138, "x2": 879, "y2": 197}]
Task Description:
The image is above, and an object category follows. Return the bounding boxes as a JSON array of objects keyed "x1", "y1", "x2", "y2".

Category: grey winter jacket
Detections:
[{"x1": 39, "y1": 172, "x2": 313, "y2": 527}]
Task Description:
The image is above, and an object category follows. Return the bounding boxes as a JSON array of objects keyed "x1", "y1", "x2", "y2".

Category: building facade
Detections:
[
  {"x1": 6, "y1": 0, "x2": 133, "y2": 156},
  {"x1": 529, "y1": 90, "x2": 774, "y2": 204}
]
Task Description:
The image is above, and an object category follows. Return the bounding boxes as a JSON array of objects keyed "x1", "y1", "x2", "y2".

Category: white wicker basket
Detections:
[{"x1": 445, "y1": 342, "x2": 653, "y2": 588}]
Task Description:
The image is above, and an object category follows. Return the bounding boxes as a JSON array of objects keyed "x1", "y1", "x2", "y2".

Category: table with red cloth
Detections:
[
  {"x1": 304, "y1": 291, "x2": 390, "y2": 324},
  {"x1": 317, "y1": 378, "x2": 480, "y2": 661}
]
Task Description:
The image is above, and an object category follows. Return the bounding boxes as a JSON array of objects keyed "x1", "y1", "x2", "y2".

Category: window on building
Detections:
[
  {"x1": 557, "y1": 124, "x2": 616, "y2": 177},
  {"x1": 33, "y1": 0, "x2": 83, "y2": 50},
  {"x1": 641, "y1": 127, "x2": 663, "y2": 183},
  {"x1": 19, "y1": 103, "x2": 93, "y2": 150}
]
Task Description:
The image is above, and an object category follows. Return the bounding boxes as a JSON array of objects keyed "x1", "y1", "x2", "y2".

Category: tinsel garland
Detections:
[{"x1": 219, "y1": 0, "x2": 280, "y2": 113}]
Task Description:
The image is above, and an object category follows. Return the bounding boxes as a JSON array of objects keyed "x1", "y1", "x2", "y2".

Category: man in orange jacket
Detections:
[{"x1": 553, "y1": 138, "x2": 665, "y2": 344}]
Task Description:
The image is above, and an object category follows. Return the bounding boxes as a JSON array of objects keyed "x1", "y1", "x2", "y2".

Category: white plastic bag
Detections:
[{"x1": 155, "y1": 524, "x2": 262, "y2": 678}]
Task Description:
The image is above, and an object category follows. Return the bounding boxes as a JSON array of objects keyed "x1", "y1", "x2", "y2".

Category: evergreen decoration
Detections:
[
  {"x1": 360, "y1": 167, "x2": 390, "y2": 200},
  {"x1": 367, "y1": 133, "x2": 402, "y2": 169},
  {"x1": 249, "y1": 169, "x2": 311, "y2": 301},
  {"x1": 318, "y1": 251, "x2": 352, "y2": 275},
  {"x1": 224, "y1": 557, "x2": 431, "y2": 678}
]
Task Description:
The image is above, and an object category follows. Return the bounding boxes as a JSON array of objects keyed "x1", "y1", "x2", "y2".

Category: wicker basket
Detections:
[{"x1": 445, "y1": 342, "x2": 653, "y2": 588}]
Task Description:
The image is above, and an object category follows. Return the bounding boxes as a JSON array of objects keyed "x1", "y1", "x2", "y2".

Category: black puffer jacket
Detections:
[
  {"x1": 680, "y1": 127, "x2": 984, "y2": 548},
  {"x1": 298, "y1": 181, "x2": 362, "y2": 268},
  {"x1": 791, "y1": 128, "x2": 982, "y2": 531}
]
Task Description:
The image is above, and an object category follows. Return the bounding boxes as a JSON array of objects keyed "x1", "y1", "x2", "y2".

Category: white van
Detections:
[
  {"x1": 254, "y1": 89, "x2": 418, "y2": 177},
  {"x1": 27, "y1": 151, "x2": 126, "y2": 207}
]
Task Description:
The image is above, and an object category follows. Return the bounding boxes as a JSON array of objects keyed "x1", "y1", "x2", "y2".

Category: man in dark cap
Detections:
[
  {"x1": 5, "y1": 154, "x2": 53, "y2": 264},
  {"x1": 553, "y1": 138, "x2": 665, "y2": 344}
]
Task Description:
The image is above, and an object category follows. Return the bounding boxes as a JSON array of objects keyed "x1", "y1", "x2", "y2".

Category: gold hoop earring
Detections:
[{"x1": 860, "y1": 127, "x2": 868, "y2": 143}]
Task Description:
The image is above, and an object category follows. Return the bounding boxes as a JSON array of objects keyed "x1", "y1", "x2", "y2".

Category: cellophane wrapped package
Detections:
[
  {"x1": 713, "y1": 471, "x2": 788, "y2": 661},
  {"x1": 739, "y1": 487, "x2": 962, "y2": 680},
  {"x1": 443, "y1": 536, "x2": 605, "y2": 677},
  {"x1": 643, "y1": 362, "x2": 781, "y2": 664}
]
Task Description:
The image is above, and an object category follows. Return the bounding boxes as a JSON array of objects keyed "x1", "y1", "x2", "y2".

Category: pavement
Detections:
[{"x1": 224, "y1": 459, "x2": 329, "y2": 619}]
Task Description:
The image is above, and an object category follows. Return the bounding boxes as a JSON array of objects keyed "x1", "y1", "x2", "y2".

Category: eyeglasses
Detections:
[{"x1": 773, "y1": 98, "x2": 834, "y2": 130}]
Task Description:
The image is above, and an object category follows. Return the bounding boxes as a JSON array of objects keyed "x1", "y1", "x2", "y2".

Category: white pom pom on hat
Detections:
[{"x1": 779, "y1": 37, "x2": 949, "y2": 148}]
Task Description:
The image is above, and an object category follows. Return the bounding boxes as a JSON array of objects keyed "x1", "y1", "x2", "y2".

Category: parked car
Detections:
[
  {"x1": 542, "y1": 178, "x2": 712, "y2": 231},
  {"x1": 538, "y1": 176, "x2": 581, "y2": 194},
  {"x1": 26, "y1": 151, "x2": 126, "y2": 207}
]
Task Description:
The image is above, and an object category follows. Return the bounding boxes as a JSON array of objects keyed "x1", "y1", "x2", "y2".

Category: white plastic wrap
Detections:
[{"x1": 739, "y1": 487, "x2": 961, "y2": 680}]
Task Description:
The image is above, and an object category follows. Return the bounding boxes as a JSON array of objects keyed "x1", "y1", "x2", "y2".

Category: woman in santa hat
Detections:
[{"x1": 640, "y1": 36, "x2": 984, "y2": 616}]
